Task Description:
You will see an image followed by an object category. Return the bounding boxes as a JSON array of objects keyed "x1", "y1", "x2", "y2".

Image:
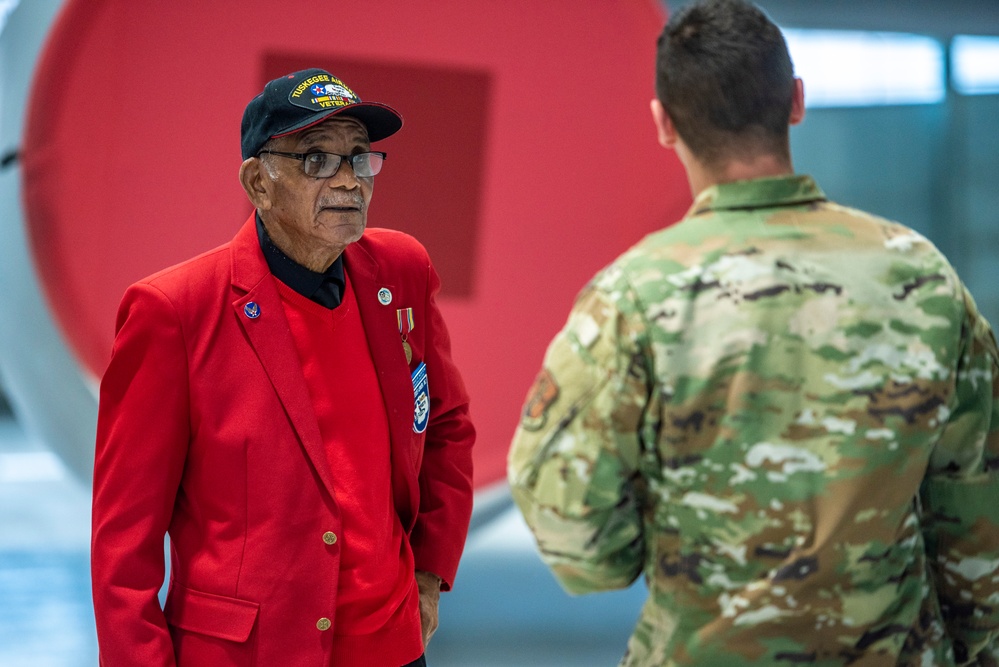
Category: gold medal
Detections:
[{"x1": 402, "y1": 340, "x2": 412, "y2": 364}]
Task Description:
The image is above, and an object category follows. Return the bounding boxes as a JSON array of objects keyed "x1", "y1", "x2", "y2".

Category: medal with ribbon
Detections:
[{"x1": 397, "y1": 307, "x2": 414, "y2": 364}]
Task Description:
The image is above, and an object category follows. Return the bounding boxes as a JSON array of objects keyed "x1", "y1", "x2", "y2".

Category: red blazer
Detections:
[{"x1": 91, "y1": 215, "x2": 475, "y2": 666}]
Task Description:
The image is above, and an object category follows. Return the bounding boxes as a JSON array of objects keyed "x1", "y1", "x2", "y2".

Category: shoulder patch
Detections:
[{"x1": 520, "y1": 368, "x2": 560, "y2": 431}]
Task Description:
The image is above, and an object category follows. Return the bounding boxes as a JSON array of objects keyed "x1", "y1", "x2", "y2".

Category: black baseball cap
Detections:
[{"x1": 240, "y1": 68, "x2": 403, "y2": 159}]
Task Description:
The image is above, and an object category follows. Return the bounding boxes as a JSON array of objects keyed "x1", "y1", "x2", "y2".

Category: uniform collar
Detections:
[{"x1": 689, "y1": 174, "x2": 827, "y2": 217}]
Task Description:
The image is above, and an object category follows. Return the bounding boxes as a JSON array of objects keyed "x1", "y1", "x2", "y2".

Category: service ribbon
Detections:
[{"x1": 397, "y1": 308, "x2": 414, "y2": 335}]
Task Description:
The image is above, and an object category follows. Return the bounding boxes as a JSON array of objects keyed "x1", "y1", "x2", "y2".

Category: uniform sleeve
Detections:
[
  {"x1": 91, "y1": 283, "x2": 190, "y2": 666},
  {"x1": 508, "y1": 280, "x2": 652, "y2": 595},
  {"x1": 408, "y1": 259, "x2": 475, "y2": 591},
  {"x1": 919, "y1": 287, "x2": 999, "y2": 664}
]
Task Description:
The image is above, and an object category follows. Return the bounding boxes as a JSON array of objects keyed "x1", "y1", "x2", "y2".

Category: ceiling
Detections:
[{"x1": 662, "y1": 1, "x2": 999, "y2": 38}]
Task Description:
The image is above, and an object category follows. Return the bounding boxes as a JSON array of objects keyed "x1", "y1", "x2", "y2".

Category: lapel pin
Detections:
[
  {"x1": 244, "y1": 302, "x2": 261, "y2": 319},
  {"x1": 377, "y1": 288, "x2": 392, "y2": 305}
]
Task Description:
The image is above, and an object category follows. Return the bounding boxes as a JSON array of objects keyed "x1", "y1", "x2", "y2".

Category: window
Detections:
[
  {"x1": 0, "y1": 0, "x2": 19, "y2": 32},
  {"x1": 783, "y1": 29, "x2": 945, "y2": 108},
  {"x1": 952, "y1": 36, "x2": 999, "y2": 95}
]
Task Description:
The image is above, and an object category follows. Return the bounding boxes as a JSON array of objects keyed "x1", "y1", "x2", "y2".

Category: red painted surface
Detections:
[{"x1": 21, "y1": 0, "x2": 689, "y2": 489}]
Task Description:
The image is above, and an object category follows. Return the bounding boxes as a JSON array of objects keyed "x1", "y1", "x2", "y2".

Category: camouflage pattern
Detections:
[{"x1": 508, "y1": 175, "x2": 999, "y2": 666}]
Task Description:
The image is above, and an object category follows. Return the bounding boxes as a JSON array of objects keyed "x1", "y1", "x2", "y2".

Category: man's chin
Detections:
[{"x1": 331, "y1": 220, "x2": 366, "y2": 246}]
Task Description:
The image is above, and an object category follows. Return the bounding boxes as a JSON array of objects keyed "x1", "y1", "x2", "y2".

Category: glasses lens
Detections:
[
  {"x1": 352, "y1": 152, "x2": 384, "y2": 178},
  {"x1": 302, "y1": 153, "x2": 341, "y2": 178}
]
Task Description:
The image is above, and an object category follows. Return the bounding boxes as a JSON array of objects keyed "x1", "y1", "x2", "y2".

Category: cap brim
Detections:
[{"x1": 272, "y1": 102, "x2": 403, "y2": 143}]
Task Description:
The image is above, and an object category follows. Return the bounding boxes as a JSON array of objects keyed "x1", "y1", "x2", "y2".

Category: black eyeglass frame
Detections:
[{"x1": 257, "y1": 150, "x2": 387, "y2": 178}]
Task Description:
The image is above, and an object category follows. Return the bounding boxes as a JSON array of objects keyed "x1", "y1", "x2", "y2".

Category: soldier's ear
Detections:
[
  {"x1": 650, "y1": 99, "x2": 678, "y2": 149},
  {"x1": 790, "y1": 77, "x2": 806, "y2": 126},
  {"x1": 239, "y1": 157, "x2": 273, "y2": 211}
]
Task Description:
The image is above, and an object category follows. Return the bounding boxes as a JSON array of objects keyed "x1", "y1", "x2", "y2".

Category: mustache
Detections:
[{"x1": 318, "y1": 196, "x2": 365, "y2": 209}]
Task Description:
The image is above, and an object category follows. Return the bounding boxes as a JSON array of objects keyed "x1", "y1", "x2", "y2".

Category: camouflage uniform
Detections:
[{"x1": 508, "y1": 175, "x2": 999, "y2": 666}]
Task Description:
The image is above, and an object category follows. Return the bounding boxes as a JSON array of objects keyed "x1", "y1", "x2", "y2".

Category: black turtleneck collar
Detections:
[{"x1": 255, "y1": 213, "x2": 345, "y2": 309}]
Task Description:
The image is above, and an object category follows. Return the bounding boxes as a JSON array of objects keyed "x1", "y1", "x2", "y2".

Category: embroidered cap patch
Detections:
[{"x1": 288, "y1": 73, "x2": 361, "y2": 111}]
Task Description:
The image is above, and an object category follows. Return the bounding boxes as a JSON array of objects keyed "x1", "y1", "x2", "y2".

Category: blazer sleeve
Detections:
[
  {"x1": 92, "y1": 282, "x2": 190, "y2": 666},
  {"x1": 407, "y1": 257, "x2": 475, "y2": 591}
]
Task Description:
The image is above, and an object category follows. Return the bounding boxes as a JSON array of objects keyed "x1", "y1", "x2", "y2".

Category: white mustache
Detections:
[{"x1": 319, "y1": 197, "x2": 364, "y2": 209}]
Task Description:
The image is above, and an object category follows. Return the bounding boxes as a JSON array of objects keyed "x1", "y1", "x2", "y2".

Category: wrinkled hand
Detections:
[{"x1": 415, "y1": 570, "x2": 442, "y2": 647}]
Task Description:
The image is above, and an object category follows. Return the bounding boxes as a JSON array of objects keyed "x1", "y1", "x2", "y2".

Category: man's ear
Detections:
[
  {"x1": 789, "y1": 77, "x2": 806, "y2": 126},
  {"x1": 239, "y1": 157, "x2": 272, "y2": 210},
  {"x1": 650, "y1": 98, "x2": 679, "y2": 149}
]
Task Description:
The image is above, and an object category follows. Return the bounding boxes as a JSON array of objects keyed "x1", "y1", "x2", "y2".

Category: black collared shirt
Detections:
[{"x1": 255, "y1": 213, "x2": 345, "y2": 309}]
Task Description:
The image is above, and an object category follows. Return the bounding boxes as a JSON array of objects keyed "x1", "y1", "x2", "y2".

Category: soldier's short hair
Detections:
[{"x1": 655, "y1": 0, "x2": 796, "y2": 168}]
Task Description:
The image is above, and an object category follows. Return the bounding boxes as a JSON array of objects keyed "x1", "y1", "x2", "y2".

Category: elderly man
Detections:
[
  {"x1": 508, "y1": 1, "x2": 999, "y2": 665},
  {"x1": 91, "y1": 68, "x2": 475, "y2": 667}
]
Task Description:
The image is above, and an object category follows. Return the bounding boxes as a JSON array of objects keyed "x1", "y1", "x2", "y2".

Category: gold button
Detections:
[
  {"x1": 322, "y1": 531, "x2": 337, "y2": 545},
  {"x1": 316, "y1": 617, "x2": 331, "y2": 631}
]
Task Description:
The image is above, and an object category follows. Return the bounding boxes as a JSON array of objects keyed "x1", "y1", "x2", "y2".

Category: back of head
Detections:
[{"x1": 655, "y1": 0, "x2": 795, "y2": 168}]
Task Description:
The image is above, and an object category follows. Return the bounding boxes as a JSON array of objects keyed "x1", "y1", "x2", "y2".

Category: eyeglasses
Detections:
[{"x1": 257, "y1": 150, "x2": 387, "y2": 178}]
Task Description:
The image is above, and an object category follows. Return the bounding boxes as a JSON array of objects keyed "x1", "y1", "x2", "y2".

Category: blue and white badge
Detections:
[{"x1": 411, "y1": 362, "x2": 429, "y2": 434}]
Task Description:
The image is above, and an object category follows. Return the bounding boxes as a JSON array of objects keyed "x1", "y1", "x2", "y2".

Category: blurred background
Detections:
[{"x1": 1, "y1": 0, "x2": 997, "y2": 665}]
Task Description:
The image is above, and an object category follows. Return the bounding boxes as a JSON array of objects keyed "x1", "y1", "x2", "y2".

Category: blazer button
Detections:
[
  {"x1": 317, "y1": 617, "x2": 332, "y2": 631},
  {"x1": 322, "y1": 531, "x2": 337, "y2": 545}
]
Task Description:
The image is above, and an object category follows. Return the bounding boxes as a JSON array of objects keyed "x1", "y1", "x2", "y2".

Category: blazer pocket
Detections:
[{"x1": 164, "y1": 584, "x2": 259, "y2": 642}]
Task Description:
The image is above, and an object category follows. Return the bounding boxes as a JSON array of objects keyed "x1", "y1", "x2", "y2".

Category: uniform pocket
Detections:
[{"x1": 164, "y1": 583, "x2": 259, "y2": 642}]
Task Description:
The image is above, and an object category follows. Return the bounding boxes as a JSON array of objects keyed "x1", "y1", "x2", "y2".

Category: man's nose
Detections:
[{"x1": 326, "y1": 159, "x2": 360, "y2": 188}]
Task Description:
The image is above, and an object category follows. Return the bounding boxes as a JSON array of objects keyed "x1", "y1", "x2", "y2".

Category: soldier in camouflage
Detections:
[{"x1": 507, "y1": 1, "x2": 999, "y2": 665}]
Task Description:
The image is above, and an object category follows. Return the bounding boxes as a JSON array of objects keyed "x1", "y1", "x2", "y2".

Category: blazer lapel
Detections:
[
  {"x1": 229, "y1": 216, "x2": 337, "y2": 499},
  {"x1": 345, "y1": 243, "x2": 418, "y2": 524}
]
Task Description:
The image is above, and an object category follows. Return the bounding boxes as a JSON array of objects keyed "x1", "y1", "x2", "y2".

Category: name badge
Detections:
[{"x1": 412, "y1": 362, "x2": 429, "y2": 434}]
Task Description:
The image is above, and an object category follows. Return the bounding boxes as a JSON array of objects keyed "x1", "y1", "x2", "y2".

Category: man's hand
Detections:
[{"x1": 415, "y1": 570, "x2": 442, "y2": 647}]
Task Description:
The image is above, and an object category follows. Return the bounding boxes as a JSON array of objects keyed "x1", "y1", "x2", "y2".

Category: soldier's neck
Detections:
[{"x1": 686, "y1": 152, "x2": 795, "y2": 199}]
